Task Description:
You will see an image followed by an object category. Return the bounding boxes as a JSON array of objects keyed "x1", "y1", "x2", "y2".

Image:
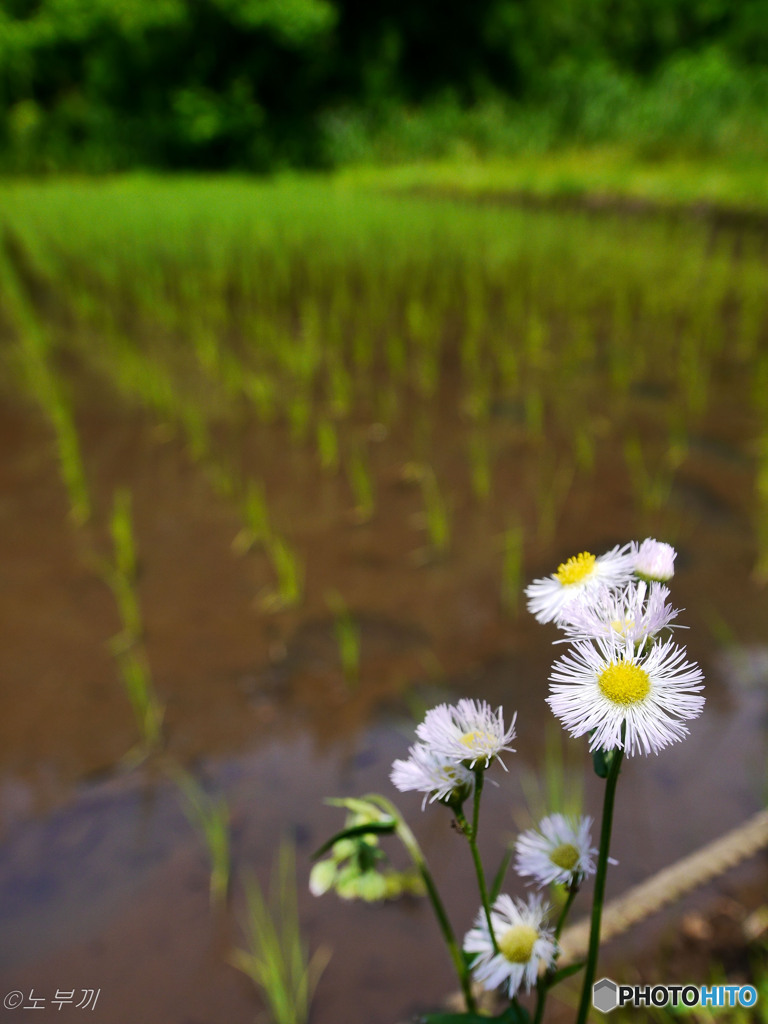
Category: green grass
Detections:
[{"x1": 339, "y1": 149, "x2": 768, "y2": 216}]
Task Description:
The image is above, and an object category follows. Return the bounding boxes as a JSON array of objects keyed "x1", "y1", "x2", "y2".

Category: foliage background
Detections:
[{"x1": 2, "y1": 0, "x2": 768, "y2": 172}]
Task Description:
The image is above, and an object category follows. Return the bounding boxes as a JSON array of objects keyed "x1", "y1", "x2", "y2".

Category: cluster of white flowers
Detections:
[
  {"x1": 527, "y1": 537, "x2": 705, "y2": 756},
  {"x1": 456, "y1": 811, "x2": 603, "y2": 998},
  {"x1": 390, "y1": 698, "x2": 600, "y2": 998},
  {"x1": 390, "y1": 699, "x2": 516, "y2": 808},
  {"x1": 376, "y1": 537, "x2": 705, "y2": 1003}
]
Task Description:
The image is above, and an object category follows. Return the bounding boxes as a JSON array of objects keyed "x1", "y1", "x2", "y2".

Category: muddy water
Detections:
[{"x1": 2, "y1": 278, "x2": 768, "y2": 1020}]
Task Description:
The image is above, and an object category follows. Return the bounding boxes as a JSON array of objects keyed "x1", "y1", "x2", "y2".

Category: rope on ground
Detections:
[{"x1": 557, "y1": 808, "x2": 768, "y2": 966}]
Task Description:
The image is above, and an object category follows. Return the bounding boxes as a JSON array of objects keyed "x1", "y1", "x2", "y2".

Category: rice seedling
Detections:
[
  {"x1": 231, "y1": 841, "x2": 331, "y2": 1024},
  {"x1": 525, "y1": 310, "x2": 548, "y2": 372},
  {"x1": 574, "y1": 423, "x2": 597, "y2": 473},
  {"x1": 462, "y1": 365, "x2": 492, "y2": 423},
  {"x1": 327, "y1": 357, "x2": 352, "y2": 420},
  {"x1": 233, "y1": 479, "x2": 273, "y2": 555},
  {"x1": 315, "y1": 418, "x2": 340, "y2": 473},
  {"x1": 115, "y1": 648, "x2": 165, "y2": 759},
  {"x1": 326, "y1": 589, "x2": 361, "y2": 687},
  {"x1": 624, "y1": 433, "x2": 687, "y2": 515},
  {"x1": 108, "y1": 488, "x2": 142, "y2": 642},
  {"x1": 407, "y1": 294, "x2": 441, "y2": 398},
  {"x1": 375, "y1": 382, "x2": 399, "y2": 428},
  {"x1": 288, "y1": 393, "x2": 312, "y2": 444},
  {"x1": 500, "y1": 520, "x2": 524, "y2": 615},
  {"x1": 261, "y1": 534, "x2": 305, "y2": 612},
  {"x1": 189, "y1": 319, "x2": 221, "y2": 377},
  {"x1": 0, "y1": 236, "x2": 91, "y2": 525},
  {"x1": 677, "y1": 325, "x2": 710, "y2": 415},
  {"x1": 497, "y1": 334, "x2": 519, "y2": 390},
  {"x1": 44, "y1": 391, "x2": 92, "y2": 527},
  {"x1": 179, "y1": 404, "x2": 210, "y2": 462},
  {"x1": 104, "y1": 490, "x2": 165, "y2": 753},
  {"x1": 534, "y1": 454, "x2": 575, "y2": 544},
  {"x1": 418, "y1": 465, "x2": 451, "y2": 557},
  {"x1": 509, "y1": 724, "x2": 588, "y2": 869},
  {"x1": 385, "y1": 329, "x2": 407, "y2": 380},
  {"x1": 345, "y1": 445, "x2": 376, "y2": 524},
  {"x1": 245, "y1": 370, "x2": 277, "y2": 423},
  {"x1": 208, "y1": 463, "x2": 237, "y2": 500},
  {"x1": 608, "y1": 285, "x2": 633, "y2": 391},
  {"x1": 482, "y1": 722, "x2": 587, "y2": 914},
  {"x1": 170, "y1": 766, "x2": 231, "y2": 908},
  {"x1": 467, "y1": 430, "x2": 492, "y2": 502}
]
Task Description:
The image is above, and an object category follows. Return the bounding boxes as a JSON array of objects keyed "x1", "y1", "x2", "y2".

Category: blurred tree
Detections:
[
  {"x1": 0, "y1": 0, "x2": 337, "y2": 170},
  {"x1": 0, "y1": 0, "x2": 767, "y2": 171}
]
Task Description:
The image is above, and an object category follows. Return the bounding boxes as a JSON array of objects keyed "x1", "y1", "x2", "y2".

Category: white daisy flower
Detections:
[
  {"x1": 390, "y1": 742, "x2": 475, "y2": 808},
  {"x1": 515, "y1": 813, "x2": 597, "y2": 887},
  {"x1": 464, "y1": 893, "x2": 557, "y2": 997},
  {"x1": 558, "y1": 580, "x2": 682, "y2": 647},
  {"x1": 547, "y1": 635, "x2": 705, "y2": 756},
  {"x1": 415, "y1": 699, "x2": 517, "y2": 770},
  {"x1": 525, "y1": 544, "x2": 635, "y2": 625},
  {"x1": 632, "y1": 538, "x2": 676, "y2": 583}
]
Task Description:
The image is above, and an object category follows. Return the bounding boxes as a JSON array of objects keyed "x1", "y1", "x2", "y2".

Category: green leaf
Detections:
[
  {"x1": 497, "y1": 1003, "x2": 531, "y2": 1024},
  {"x1": 311, "y1": 820, "x2": 396, "y2": 861},
  {"x1": 308, "y1": 858, "x2": 336, "y2": 896},
  {"x1": 548, "y1": 960, "x2": 586, "y2": 985},
  {"x1": 326, "y1": 796, "x2": 390, "y2": 818},
  {"x1": 490, "y1": 845, "x2": 514, "y2": 901},
  {"x1": 592, "y1": 746, "x2": 609, "y2": 778}
]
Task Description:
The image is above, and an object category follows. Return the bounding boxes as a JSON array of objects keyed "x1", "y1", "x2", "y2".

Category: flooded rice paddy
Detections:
[{"x1": 0, "y1": 177, "x2": 767, "y2": 1022}]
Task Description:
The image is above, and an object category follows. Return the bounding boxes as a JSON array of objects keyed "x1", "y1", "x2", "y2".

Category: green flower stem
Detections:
[
  {"x1": 455, "y1": 769, "x2": 498, "y2": 955},
  {"x1": 368, "y1": 795, "x2": 477, "y2": 1014},
  {"x1": 532, "y1": 881, "x2": 580, "y2": 1024},
  {"x1": 553, "y1": 881, "x2": 580, "y2": 944},
  {"x1": 471, "y1": 766, "x2": 484, "y2": 840},
  {"x1": 575, "y1": 748, "x2": 624, "y2": 1024}
]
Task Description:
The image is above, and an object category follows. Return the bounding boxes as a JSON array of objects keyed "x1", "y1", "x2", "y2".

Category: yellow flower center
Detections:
[
  {"x1": 598, "y1": 661, "x2": 650, "y2": 706},
  {"x1": 550, "y1": 842, "x2": 580, "y2": 871},
  {"x1": 555, "y1": 551, "x2": 596, "y2": 586},
  {"x1": 610, "y1": 617, "x2": 635, "y2": 637},
  {"x1": 498, "y1": 924, "x2": 538, "y2": 964},
  {"x1": 460, "y1": 730, "x2": 493, "y2": 749}
]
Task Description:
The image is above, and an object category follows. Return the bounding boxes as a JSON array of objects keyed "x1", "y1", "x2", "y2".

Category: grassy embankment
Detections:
[{"x1": 340, "y1": 149, "x2": 768, "y2": 217}]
